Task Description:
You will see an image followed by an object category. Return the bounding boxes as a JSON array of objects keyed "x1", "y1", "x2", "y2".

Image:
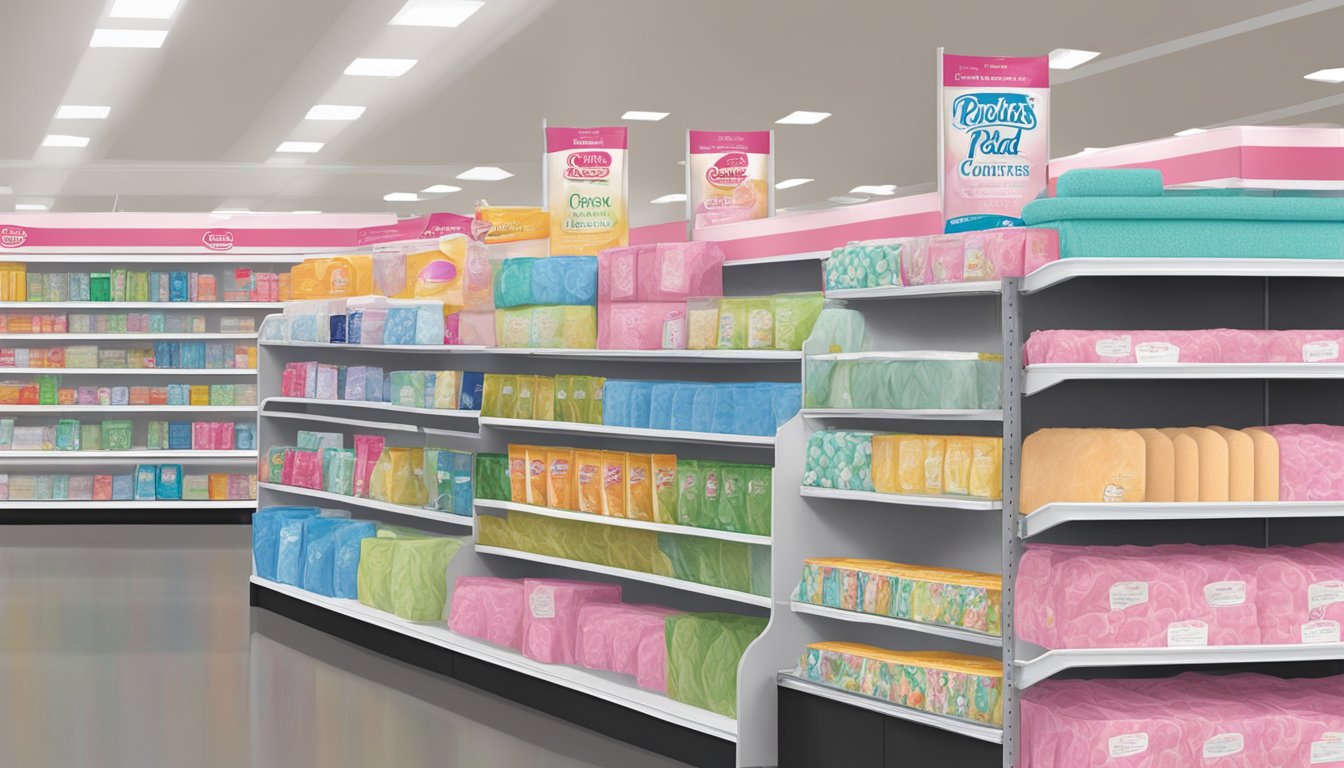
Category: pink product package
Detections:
[
  {"x1": 639, "y1": 242, "x2": 725, "y2": 302},
  {"x1": 1232, "y1": 547, "x2": 1344, "y2": 645},
  {"x1": 635, "y1": 627, "x2": 669, "y2": 693},
  {"x1": 977, "y1": 227, "x2": 1059, "y2": 279},
  {"x1": 598, "y1": 302, "x2": 687, "y2": 350},
  {"x1": 448, "y1": 577, "x2": 526, "y2": 650},
  {"x1": 927, "y1": 235, "x2": 965, "y2": 284},
  {"x1": 899, "y1": 237, "x2": 931, "y2": 286},
  {"x1": 1023, "y1": 329, "x2": 1269, "y2": 366},
  {"x1": 1016, "y1": 544, "x2": 1261, "y2": 649},
  {"x1": 520, "y1": 578, "x2": 622, "y2": 665},
  {"x1": 1262, "y1": 424, "x2": 1344, "y2": 501},
  {"x1": 458, "y1": 309, "x2": 495, "y2": 346},
  {"x1": 315, "y1": 364, "x2": 339, "y2": 400},
  {"x1": 192, "y1": 422, "x2": 211, "y2": 450},
  {"x1": 281, "y1": 362, "x2": 309, "y2": 398},
  {"x1": 574, "y1": 603, "x2": 679, "y2": 677},
  {"x1": 290, "y1": 450, "x2": 323, "y2": 490},
  {"x1": 352, "y1": 435, "x2": 385, "y2": 498},
  {"x1": 1263, "y1": 330, "x2": 1344, "y2": 363},
  {"x1": 442, "y1": 311, "x2": 461, "y2": 345},
  {"x1": 598, "y1": 245, "x2": 648, "y2": 302}
]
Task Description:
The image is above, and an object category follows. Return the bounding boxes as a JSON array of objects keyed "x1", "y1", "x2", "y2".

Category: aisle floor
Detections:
[{"x1": 0, "y1": 525, "x2": 691, "y2": 768}]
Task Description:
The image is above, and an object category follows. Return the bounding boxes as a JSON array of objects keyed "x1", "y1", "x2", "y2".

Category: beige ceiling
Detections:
[{"x1": 0, "y1": 0, "x2": 1340, "y2": 223}]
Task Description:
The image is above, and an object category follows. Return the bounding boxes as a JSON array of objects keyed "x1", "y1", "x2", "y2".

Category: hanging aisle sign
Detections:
[
  {"x1": 686, "y1": 130, "x2": 773, "y2": 231},
  {"x1": 938, "y1": 50, "x2": 1050, "y2": 233}
]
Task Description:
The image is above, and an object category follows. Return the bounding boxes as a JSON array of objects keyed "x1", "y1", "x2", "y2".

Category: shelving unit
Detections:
[
  {"x1": 776, "y1": 674, "x2": 1004, "y2": 744},
  {"x1": 476, "y1": 499, "x2": 771, "y2": 545},
  {"x1": 259, "y1": 483, "x2": 474, "y2": 528}
]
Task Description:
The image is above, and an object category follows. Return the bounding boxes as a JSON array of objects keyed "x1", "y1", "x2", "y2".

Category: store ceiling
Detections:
[{"x1": 0, "y1": 0, "x2": 1341, "y2": 223}]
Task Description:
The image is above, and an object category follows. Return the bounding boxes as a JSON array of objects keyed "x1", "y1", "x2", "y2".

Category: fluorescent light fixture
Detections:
[
  {"x1": 456, "y1": 166, "x2": 513, "y2": 181},
  {"x1": 276, "y1": 141, "x2": 324, "y2": 153},
  {"x1": 1305, "y1": 68, "x2": 1344, "y2": 84},
  {"x1": 56, "y1": 105, "x2": 111, "y2": 119},
  {"x1": 622, "y1": 110, "x2": 669, "y2": 121},
  {"x1": 775, "y1": 178, "x2": 813, "y2": 190},
  {"x1": 305, "y1": 104, "x2": 365, "y2": 121},
  {"x1": 1174, "y1": 128, "x2": 1208, "y2": 137},
  {"x1": 389, "y1": 0, "x2": 483, "y2": 27},
  {"x1": 345, "y1": 58, "x2": 417, "y2": 77},
  {"x1": 421, "y1": 184, "x2": 461, "y2": 194},
  {"x1": 212, "y1": 208, "x2": 249, "y2": 215},
  {"x1": 776, "y1": 111, "x2": 830, "y2": 125},
  {"x1": 384, "y1": 192, "x2": 419, "y2": 202},
  {"x1": 110, "y1": 0, "x2": 181, "y2": 18},
  {"x1": 651, "y1": 193, "x2": 686, "y2": 204},
  {"x1": 90, "y1": 28, "x2": 168, "y2": 48},
  {"x1": 1048, "y1": 48, "x2": 1100, "y2": 70},
  {"x1": 42, "y1": 134, "x2": 91, "y2": 148},
  {"x1": 15, "y1": 203, "x2": 48, "y2": 212},
  {"x1": 290, "y1": 210, "x2": 321, "y2": 215},
  {"x1": 850, "y1": 184, "x2": 897, "y2": 196}
]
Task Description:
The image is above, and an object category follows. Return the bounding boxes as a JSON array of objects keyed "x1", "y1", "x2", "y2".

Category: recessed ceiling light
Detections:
[
  {"x1": 42, "y1": 134, "x2": 90, "y2": 148},
  {"x1": 651, "y1": 193, "x2": 686, "y2": 204},
  {"x1": 456, "y1": 166, "x2": 513, "y2": 181},
  {"x1": 1305, "y1": 68, "x2": 1344, "y2": 84},
  {"x1": 1048, "y1": 48, "x2": 1100, "y2": 70},
  {"x1": 345, "y1": 58, "x2": 417, "y2": 77},
  {"x1": 384, "y1": 192, "x2": 419, "y2": 202},
  {"x1": 276, "y1": 141, "x2": 324, "y2": 153},
  {"x1": 421, "y1": 184, "x2": 462, "y2": 194},
  {"x1": 90, "y1": 29, "x2": 168, "y2": 48},
  {"x1": 56, "y1": 105, "x2": 111, "y2": 120},
  {"x1": 850, "y1": 184, "x2": 898, "y2": 196},
  {"x1": 775, "y1": 178, "x2": 813, "y2": 189},
  {"x1": 622, "y1": 111, "x2": 669, "y2": 121},
  {"x1": 776, "y1": 111, "x2": 830, "y2": 125},
  {"x1": 1174, "y1": 128, "x2": 1208, "y2": 137},
  {"x1": 109, "y1": 0, "x2": 181, "y2": 19},
  {"x1": 389, "y1": 0, "x2": 483, "y2": 27},
  {"x1": 15, "y1": 203, "x2": 49, "y2": 212},
  {"x1": 305, "y1": 104, "x2": 365, "y2": 121}
]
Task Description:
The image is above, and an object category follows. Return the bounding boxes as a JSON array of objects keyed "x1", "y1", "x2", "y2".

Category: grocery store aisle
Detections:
[{"x1": 0, "y1": 526, "x2": 688, "y2": 768}]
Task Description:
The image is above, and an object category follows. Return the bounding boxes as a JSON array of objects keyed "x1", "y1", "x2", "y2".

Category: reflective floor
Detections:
[{"x1": 0, "y1": 526, "x2": 689, "y2": 768}]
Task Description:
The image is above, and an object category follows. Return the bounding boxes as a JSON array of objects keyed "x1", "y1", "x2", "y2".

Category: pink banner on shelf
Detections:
[
  {"x1": 0, "y1": 225, "x2": 360, "y2": 251},
  {"x1": 688, "y1": 130, "x2": 772, "y2": 155},
  {"x1": 544, "y1": 126, "x2": 628, "y2": 150},
  {"x1": 630, "y1": 220, "x2": 689, "y2": 246},
  {"x1": 941, "y1": 53, "x2": 1050, "y2": 87},
  {"x1": 354, "y1": 212, "x2": 479, "y2": 246}
]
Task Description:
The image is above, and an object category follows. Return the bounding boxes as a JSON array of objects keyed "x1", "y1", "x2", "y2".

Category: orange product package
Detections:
[
  {"x1": 208, "y1": 474, "x2": 228, "y2": 500},
  {"x1": 546, "y1": 448, "x2": 575, "y2": 510},
  {"x1": 525, "y1": 445, "x2": 549, "y2": 506},
  {"x1": 508, "y1": 444, "x2": 528, "y2": 503},
  {"x1": 600, "y1": 451, "x2": 627, "y2": 518},
  {"x1": 574, "y1": 450, "x2": 603, "y2": 514},
  {"x1": 625, "y1": 453, "x2": 654, "y2": 522},
  {"x1": 651, "y1": 454, "x2": 678, "y2": 524}
]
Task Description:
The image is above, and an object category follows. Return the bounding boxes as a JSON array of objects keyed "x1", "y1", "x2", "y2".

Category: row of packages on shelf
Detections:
[
  {"x1": 1, "y1": 379, "x2": 256, "y2": 406},
  {"x1": 823, "y1": 227, "x2": 1060, "y2": 291},
  {"x1": 2, "y1": 467, "x2": 255, "y2": 501},
  {"x1": 0, "y1": 265, "x2": 285, "y2": 303},
  {"x1": 0, "y1": 419, "x2": 255, "y2": 452},
  {"x1": 803, "y1": 431, "x2": 1004, "y2": 500},
  {"x1": 0, "y1": 342, "x2": 256, "y2": 370},
  {"x1": 1026, "y1": 328, "x2": 1344, "y2": 365},
  {"x1": 281, "y1": 362, "x2": 484, "y2": 410},
  {"x1": 0, "y1": 313, "x2": 256, "y2": 335},
  {"x1": 804, "y1": 349, "x2": 1004, "y2": 411}
]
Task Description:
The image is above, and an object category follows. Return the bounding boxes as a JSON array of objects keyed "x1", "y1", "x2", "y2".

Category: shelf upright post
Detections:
[{"x1": 999, "y1": 277, "x2": 1024, "y2": 768}]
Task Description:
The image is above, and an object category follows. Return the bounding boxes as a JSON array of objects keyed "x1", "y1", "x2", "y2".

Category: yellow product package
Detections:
[
  {"x1": 969, "y1": 437, "x2": 1003, "y2": 500},
  {"x1": 532, "y1": 377, "x2": 556, "y2": 421},
  {"x1": 686, "y1": 298, "x2": 721, "y2": 350},
  {"x1": 476, "y1": 204, "x2": 549, "y2": 250},
  {"x1": 525, "y1": 444, "x2": 549, "y2": 506},
  {"x1": 545, "y1": 126, "x2": 628, "y2": 256},
  {"x1": 943, "y1": 437, "x2": 973, "y2": 496},
  {"x1": 547, "y1": 448, "x2": 575, "y2": 510},
  {"x1": 625, "y1": 453, "x2": 654, "y2": 522},
  {"x1": 401, "y1": 237, "x2": 466, "y2": 313},
  {"x1": 369, "y1": 447, "x2": 426, "y2": 506},
  {"x1": 514, "y1": 375, "x2": 536, "y2": 420},
  {"x1": 433, "y1": 371, "x2": 461, "y2": 410},
  {"x1": 574, "y1": 449, "x2": 603, "y2": 514},
  {"x1": 508, "y1": 444, "x2": 528, "y2": 503},
  {"x1": 600, "y1": 450, "x2": 627, "y2": 517},
  {"x1": 651, "y1": 454, "x2": 678, "y2": 524},
  {"x1": 922, "y1": 436, "x2": 947, "y2": 495}
]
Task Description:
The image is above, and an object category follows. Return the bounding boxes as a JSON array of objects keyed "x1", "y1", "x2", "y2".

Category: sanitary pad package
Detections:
[
  {"x1": 687, "y1": 130, "x2": 772, "y2": 229},
  {"x1": 546, "y1": 126, "x2": 628, "y2": 256}
]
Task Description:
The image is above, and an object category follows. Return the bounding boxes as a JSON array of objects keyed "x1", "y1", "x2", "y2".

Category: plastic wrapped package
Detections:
[
  {"x1": 252, "y1": 506, "x2": 319, "y2": 581},
  {"x1": 665, "y1": 612, "x2": 767, "y2": 717},
  {"x1": 520, "y1": 578, "x2": 622, "y2": 664},
  {"x1": 772, "y1": 292, "x2": 825, "y2": 350},
  {"x1": 798, "y1": 559, "x2": 1002, "y2": 635},
  {"x1": 532, "y1": 256, "x2": 598, "y2": 306},
  {"x1": 597, "y1": 302, "x2": 686, "y2": 350},
  {"x1": 356, "y1": 536, "x2": 398, "y2": 613},
  {"x1": 802, "y1": 430, "x2": 875, "y2": 490},
  {"x1": 448, "y1": 576, "x2": 526, "y2": 649},
  {"x1": 321, "y1": 448, "x2": 355, "y2": 496},
  {"x1": 476, "y1": 512, "x2": 674, "y2": 576},
  {"x1": 474, "y1": 453, "x2": 511, "y2": 501},
  {"x1": 389, "y1": 536, "x2": 465, "y2": 621},
  {"x1": 299, "y1": 517, "x2": 356, "y2": 596},
  {"x1": 657, "y1": 535, "x2": 770, "y2": 596},
  {"x1": 639, "y1": 241, "x2": 724, "y2": 302},
  {"x1": 368, "y1": 447, "x2": 426, "y2": 507},
  {"x1": 636, "y1": 625, "x2": 670, "y2": 693},
  {"x1": 576, "y1": 603, "x2": 680, "y2": 677},
  {"x1": 332, "y1": 521, "x2": 377, "y2": 599},
  {"x1": 686, "y1": 298, "x2": 720, "y2": 350}
]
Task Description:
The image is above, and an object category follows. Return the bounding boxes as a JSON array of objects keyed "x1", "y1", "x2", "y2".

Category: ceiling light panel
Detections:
[
  {"x1": 276, "y1": 141, "x2": 324, "y2": 153},
  {"x1": 15, "y1": 203, "x2": 49, "y2": 212},
  {"x1": 42, "y1": 134, "x2": 91, "y2": 148},
  {"x1": 1174, "y1": 128, "x2": 1208, "y2": 137},
  {"x1": 1305, "y1": 68, "x2": 1344, "y2": 84},
  {"x1": 1047, "y1": 48, "x2": 1100, "y2": 70},
  {"x1": 305, "y1": 104, "x2": 365, "y2": 121},
  {"x1": 776, "y1": 111, "x2": 830, "y2": 125},
  {"x1": 90, "y1": 29, "x2": 168, "y2": 48},
  {"x1": 389, "y1": 0, "x2": 483, "y2": 27},
  {"x1": 109, "y1": 0, "x2": 181, "y2": 18},
  {"x1": 384, "y1": 192, "x2": 419, "y2": 202},
  {"x1": 421, "y1": 184, "x2": 461, "y2": 194},
  {"x1": 622, "y1": 111, "x2": 669, "y2": 121},
  {"x1": 345, "y1": 58, "x2": 417, "y2": 77},
  {"x1": 775, "y1": 178, "x2": 814, "y2": 189},
  {"x1": 850, "y1": 184, "x2": 898, "y2": 196},
  {"x1": 456, "y1": 166, "x2": 513, "y2": 181},
  {"x1": 651, "y1": 193, "x2": 686, "y2": 204},
  {"x1": 56, "y1": 105, "x2": 111, "y2": 119}
]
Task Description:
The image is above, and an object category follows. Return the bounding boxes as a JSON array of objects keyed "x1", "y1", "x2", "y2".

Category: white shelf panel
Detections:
[
  {"x1": 1, "y1": 405, "x2": 255, "y2": 413},
  {"x1": 487, "y1": 348, "x2": 804, "y2": 362},
  {"x1": 260, "y1": 410, "x2": 421, "y2": 433},
  {"x1": 257, "y1": 483, "x2": 473, "y2": 528},
  {"x1": 799, "y1": 486, "x2": 1002, "y2": 511},
  {"x1": 1021, "y1": 500, "x2": 1344, "y2": 537},
  {"x1": 262, "y1": 397, "x2": 478, "y2": 422},
  {"x1": 1022, "y1": 257, "x2": 1344, "y2": 293},
  {"x1": 0, "y1": 368, "x2": 255, "y2": 375},
  {"x1": 776, "y1": 673, "x2": 1003, "y2": 744},
  {"x1": 1016, "y1": 643, "x2": 1344, "y2": 689},
  {"x1": 250, "y1": 576, "x2": 737, "y2": 740},
  {"x1": 0, "y1": 253, "x2": 306, "y2": 264},
  {"x1": 0, "y1": 301, "x2": 285, "y2": 310},
  {"x1": 723, "y1": 250, "x2": 828, "y2": 267},
  {"x1": 825, "y1": 281, "x2": 1002, "y2": 300},
  {"x1": 0, "y1": 499, "x2": 255, "y2": 509},
  {"x1": 789, "y1": 601, "x2": 1002, "y2": 647},
  {"x1": 0, "y1": 332, "x2": 257, "y2": 342},
  {"x1": 801, "y1": 408, "x2": 1003, "y2": 422},
  {"x1": 475, "y1": 499, "x2": 771, "y2": 546},
  {"x1": 258, "y1": 339, "x2": 490, "y2": 353},
  {"x1": 1025, "y1": 362, "x2": 1344, "y2": 394},
  {"x1": 479, "y1": 417, "x2": 775, "y2": 447},
  {"x1": 474, "y1": 545, "x2": 772, "y2": 608},
  {"x1": 0, "y1": 449, "x2": 255, "y2": 459}
]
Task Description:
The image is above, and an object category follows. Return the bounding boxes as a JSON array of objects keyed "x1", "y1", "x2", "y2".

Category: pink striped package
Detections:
[
  {"x1": 448, "y1": 576, "x2": 526, "y2": 650},
  {"x1": 574, "y1": 603, "x2": 679, "y2": 677}
]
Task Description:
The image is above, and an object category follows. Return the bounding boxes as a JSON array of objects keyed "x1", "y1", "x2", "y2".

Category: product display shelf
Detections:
[
  {"x1": 1020, "y1": 257, "x2": 1344, "y2": 293},
  {"x1": 1021, "y1": 500, "x2": 1344, "y2": 537},
  {"x1": 776, "y1": 673, "x2": 1005, "y2": 744},
  {"x1": 825, "y1": 281, "x2": 1003, "y2": 300},
  {"x1": 1024, "y1": 362, "x2": 1344, "y2": 394},
  {"x1": 475, "y1": 498, "x2": 771, "y2": 545},
  {"x1": 721, "y1": 250, "x2": 829, "y2": 267},
  {"x1": 0, "y1": 498, "x2": 255, "y2": 524},
  {"x1": 478, "y1": 416, "x2": 776, "y2": 448},
  {"x1": 0, "y1": 368, "x2": 257, "y2": 375},
  {"x1": 485, "y1": 347, "x2": 804, "y2": 362},
  {"x1": 258, "y1": 482, "x2": 473, "y2": 528},
  {"x1": 802, "y1": 408, "x2": 1004, "y2": 421},
  {"x1": 789, "y1": 600, "x2": 1003, "y2": 648},
  {"x1": 0, "y1": 332, "x2": 257, "y2": 342},
  {"x1": 799, "y1": 486, "x2": 1002, "y2": 511},
  {"x1": 0, "y1": 252, "x2": 310, "y2": 265},
  {"x1": 0, "y1": 449, "x2": 255, "y2": 461},
  {"x1": 261, "y1": 396, "x2": 479, "y2": 424},
  {"x1": 3, "y1": 405, "x2": 255, "y2": 413},
  {"x1": 0, "y1": 301, "x2": 286, "y2": 310},
  {"x1": 1014, "y1": 642, "x2": 1344, "y2": 690}
]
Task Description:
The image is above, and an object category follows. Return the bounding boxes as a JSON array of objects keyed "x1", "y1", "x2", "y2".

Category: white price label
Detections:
[
  {"x1": 1110, "y1": 582, "x2": 1150, "y2": 610},
  {"x1": 1168, "y1": 620, "x2": 1210, "y2": 647},
  {"x1": 529, "y1": 587, "x2": 555, "y2": 619},
  {"x1": 1204, "y1": 733, "x2": 1244, "y2": 759},
  {"x1": 1309, "y1": 581, "x2": 1344, "y2": 612},
  {"x1": 1303, "y1": 620, "x2": 1342, "y2": 645},
  {"x1": 1135, "y1": 341, "x2": 1180, "y2": 364},
  {"x1": 1312, "y1": 733, "x2": 1344, "y2": 764},
  {"x1": 1095, "y1": 336, "x2": 1132, "y2": 358},
  {"x1": 1109, "y1": 733, "x2": 1150, "y2": 758},
  {"x1": 1303, "y1": 340, "x2": 1341, "y2": 363},
  {"x1": 1205, "y1": 581, "x2": 1247, "y2": 607}
]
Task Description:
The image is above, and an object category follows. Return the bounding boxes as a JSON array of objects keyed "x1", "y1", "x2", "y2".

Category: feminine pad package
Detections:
[
  {"x1": 688, "y1": 130, "x2": 772, "y2": 229},
  {"x1": 449, "y1": 576, "x2": 527, "y2": 649},
  {"x1": 1024, "y1": 328, "x2": 1344, "y2": 365},
  {"x1": 546, "y1": 126, "x2": 629, "y2": 256},
  {"x1": 665, "y1": 612, "x2": 767, "y2": 718},
  {"x1": 520, "y1": 578, "x2": 622, "y2": 665},
  {"x1": 575, "y1": 603, "x2": 680, "y2": 677}
]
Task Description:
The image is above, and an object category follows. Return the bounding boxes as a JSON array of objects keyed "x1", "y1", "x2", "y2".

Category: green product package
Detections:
[
  {"x1": 102, "y1": 420, "x2": 133, "y2": 452},
  {"x1": 476, "y1": 512, "x2": 673, "y2": 576},
  {"x1": 357, "y1": 537, "x2": 399, "y2": 613},
  {"x1": 183, "y1": 475, "x2": 209, "y2": 500},
  {"x1": 389, "y1": 371, "x2": 428, "y2": 409},
  {"x1": 716, "y1": 463, "x2": 751, "y2": 533},
  {"x1": 38, "y1": 376, "x2": 60, "y2": 406},
  {"x1": 481, "y1": 373, "x2": 513, "y2": 418},
  {"x1": 514, "y1": 375, "x2": 535, "y2": 420},
  {"x1": 675, "y1": 460, "x2": 703, "y2": 528},
  {"x1": 297, "y1": 430, "x2": 342, "y2": 452},
  {"x1": 553, "y1": 375, "x2": 578, "y2": 423},
  {"x1": 745, "y1": 298, "x2": 774, "y2": 350},
  {"x1": 322, "y1": 448, "x2": 356, "y2": 496},
  {"x1": 772, "y1": 292, "x2": 825, "y2": 351},
  {"x1": 657, "y1": 534, "x2": 754, "y2": 594},
  {"x1": 54, "y1": 419, "x2": 81, "y2": 451},
  {"x1": 80, "y1": 424, "x2": 102, "y2": 452},
  {"x1": 267, "y1": 447, "x2": 287, "y2": 484},
  {"x1": 701, "y1": 462, "x2": 723, "y2": 530},
  {"x1": 715, "y1": 298, "x2": 749, "y2": 350},
  {"x1": 473, "y1": 453, "x2": 511, "y2": 501},
  {"x1": 743, "y1": 465, "x2": 773, "y2": 536},
  {"x1": 665, "y1": 612, "x2": 768, "y2": 718},
  {"x1": 209, "y1": 384, "x2": 235, "y2": 406},
  {"x1": 90, "y1": 273, "x2": 111, "y2": 302},
  {"x1": 389, "y1": 537, "x2": 465, "y2": 622}
]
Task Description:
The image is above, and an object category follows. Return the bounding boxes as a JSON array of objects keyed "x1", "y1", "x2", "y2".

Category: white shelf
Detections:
[
  {"x1": 825, "y1": 281, "x2": 1002, "y2": 300},
  {"x1": 475, "y1": 499, "x2": 771, "y2": 546},
  {"x1": 257, "y1": 482, "x2": 473, "y2": 528},
  {"x1": 0, "y1": 301, "x2": 285, "y2": 310},
  {"x1": 0, "y1": 405, "x2": 255, "y2": 413},
  {"x1": 262, "y1": 397, "x2": 479, "y2": 422},
  {"x1": 250, "y1": 576, "x2": 738, "y2": 740},
  {"x1": 0, "y1": 499, "x2": 255, "y2": 509},
  {"x1": 1022, "y1": 257, "x2": 1344, "y2": 293},
  {"x1": 0, "y1": 332, "x2": 257, "y2": 342},
  {"x1": 474, "y1": 545, "x2": 772, "y2": 608},
  {"x1": 723, "y1": 250, "x2": 828, "y2": 267},
  {"x1": 479, "y1": 416, "x2": 775, "y2": 447},
  {"x1": 0, "y1": 449, "x2": 256, "y2": 460},
  {"x1": 0, "y1": 253, "x2": 306, "y2": 264},
  {"x1": 1015, "y1": 643, "x2": 1344, "y2": 689},
  {"x1": 801, "y1": 408, "x2": 1003, "y2": 422},
  {"x1": 775, "y1": 673, "x2": 1003, "y2": 744},
  {"x1": 789, "y1": 601, "x2": 1002, "y2": 647},
  {"x1": 799, "y1": 486, "x2": 1002, "y2": 511},
  {"x1": 0, "y1": 368, "x2": 256, "y2": 375},
  {"x1": 487, "y1": 347, "x2": 804, "y2": 362},
  {"x1": 258, "y1": 339, "x2": 490, "y2": 353},
  {"x1": 1024, "y1": 362, "x2": 1344, "y2": 394},
  {"x1": 260, "y1": 410, "x2": 422, "y2": 433},
  {"x1": 1021, "y1": 500, "x2": 1344, "y2": 537}
]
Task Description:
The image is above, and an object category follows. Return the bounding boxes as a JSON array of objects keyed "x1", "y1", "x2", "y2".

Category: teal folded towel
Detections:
[{"x1": 1055, "y1": 169, "x2": 1164, "y2": 198}]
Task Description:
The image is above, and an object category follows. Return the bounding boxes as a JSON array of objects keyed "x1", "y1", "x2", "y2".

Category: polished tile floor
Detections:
[{"x1": 0, "y1": 525, "x2": 689, "y2": 768}]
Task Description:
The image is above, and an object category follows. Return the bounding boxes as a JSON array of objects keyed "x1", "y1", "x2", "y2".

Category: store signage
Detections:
[
  {"x1": 0, "y1": 226, "x2": 28, "y2": 248},
  {"x1": 201, "y1": 229, "x2": 235, "y2": 251}
]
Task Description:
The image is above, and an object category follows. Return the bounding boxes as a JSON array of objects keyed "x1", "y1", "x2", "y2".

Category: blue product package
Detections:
[
  {"x1": 648, "y1": 382, "x2": 679, "y2": 431},
  {"x1": 167, "y1": 384, "x2": 188, "y2": 406},
  {"x1": 343, "y1": 366, "x2": 365, "y2": 401},
  {"x1": 414, "y1": 304, "x2": 444, "y2": 346},
  {"x1": 423, "y1": 372, "x2": 438, "y2": 409},
  {"x1": 671, "y1": 384, "x2": 699, "y2": 431},
  {"x1": 153, "y1": 341, "x2": 175, "y2": 369},
  {"x1": 772, "y1": 383, "x2": 803, "y2": 428},
  {"x1": 691, "y1": 385, "x2": 717, "y2": 432},
  {"x1": 167, "y1": 421, "x2": 192, "y2": 450},
  {"x1": 289, "y1": 313, "x2": 316, "y2": 342},
  {"x1": 300, "y1": 517, "x2": 353, "y2": 597},
  {"x1": 451, "y1": 451, "x2": 474, "y2": 516},
  {"x1": 364, "y1": 367, "x2": 384, "y2": 403},
  {"x1": 111, "y1": 386, "x2": 129, "y2": 406},
  {"x1": 383, "y1": 307, "x2": 417, "y2": 345},
  {"x1": 169, "y1": 271, "x2": 188, "y2": 302},
  {"x1": 147, "y1": 312, "x2": 165, "y2": 332},
  {"x1": 710, "y1": 385, "x2": 741, "y2": 434},
  {"x1": 532, "y1": 256, "x2": 598, "y2": 306},
  {"x1": 382, "y1": 372, "x2": 392, "y2": 403},
  {"x1": 330, "y1": 314, "x2": 346, "y2": 344},
  {"x1": 732, "y1": 383, "x2": 777, "y2": 436},
  {"x1": 628, "y1": 381, "x2": 654, "y2": 429},
  {"x1": 235, "y1": 423, "x2": 256, "y2": 451},
  {"x1": 184, "y1": 342, "x2": 206, "y2": 369},
  {"x1": 155, "y1": 464, "x2": 183, "y2": 500},
  {"x1": 274, "y1": 518, "x2": 308, "y2": 587},
  {"x1": 458, "y1": 371, "x2": 484, "y2": 410},
  {"x1": 332, "y1": 521, "x2": 377, "y2": 599},
  {"x1": 148, "y1": 271, "x2": 163, "y2": 301},
  {"x1": 346, "y1": 308, "x2": 363, "y2": 345},
  {"x1": 602, "y1": 381, "x2": 631, "y2": 427},
  {"x1": 336, "y1": 366, "x2": 349, "y2": 399},
  {"x1": 493, "y1": 258, "x2": 536, "y2": 308},
  {"x1": 112, "y1": 474, "x2": 134, "y2": 500},
  {"x1": 134, "y1": 464, "x2": 158, "y2": 500}
]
